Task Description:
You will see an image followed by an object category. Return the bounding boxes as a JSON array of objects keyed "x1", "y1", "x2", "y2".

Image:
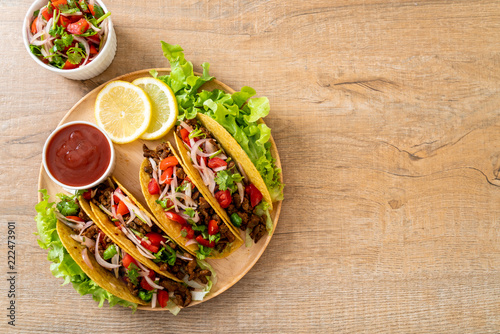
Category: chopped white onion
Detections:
[
  {"x1": 143, "y1": 275, "x2": 164, "y2": 290},
  {"x1": 237, "y1": 182, "x2": 245, "y2": 204},
  {"x1": 180, "y1": 121, "x2": 193, "y2": 132},
  {"x1": 191, "y1": 290, "x2": 208, "y2": 301},
  {"x1": 111, "y1": 253, "x2": 120, "y2": 278},
  {"x1": 182, "y1": 275, "x2": 205, "y2": 289},
  {"x1": 176, "y1": 252, "x2": 193, "y2": 261},
  {"x1": 81, "y1": 248, "x2": 94, "y2": 269},
  {"x1": 151, "y1": 291, "x2": 157, "y2": 308},
  {"x1": 94, "y1": 233, "x2": 121, "y2": 269}
]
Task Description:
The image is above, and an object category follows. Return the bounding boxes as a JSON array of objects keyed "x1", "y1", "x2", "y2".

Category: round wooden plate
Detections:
[{"x1": 37, "y1": 68, "x2": 283, "y2": 311}]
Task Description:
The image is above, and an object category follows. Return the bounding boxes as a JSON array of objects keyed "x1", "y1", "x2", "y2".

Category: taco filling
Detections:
[
  {"x1": 83, "y1": 180, "x2": 215, "y2": 305},
  {"x1": 142, "y1": 143, "x2": 238, "y2": 259},
  {"x1": 55, "y1": 193, "x2": 197, "y2": 311},
  {"x1": 175, "y1": 119, "x2": 271, "y2": 243}
]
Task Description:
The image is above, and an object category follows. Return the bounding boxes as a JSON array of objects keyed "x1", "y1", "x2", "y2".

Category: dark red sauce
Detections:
[{"x1": 46, "y1": 123, "x2": 111, "y2": 187}]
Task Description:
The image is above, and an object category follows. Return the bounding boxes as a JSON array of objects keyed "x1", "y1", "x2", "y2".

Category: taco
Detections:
[
  {"x1": 53, "y1": 192, "x2": 214, "y2": 313},
  {"x1": 80, "y1": 178, "x2": 216, "y2": 306},
  {"x1": 140, "y1": 142, "x2": 244, "y2": 260},
  {"x1": 174, "y1": 114, "x2": 274, "y2": 244}
]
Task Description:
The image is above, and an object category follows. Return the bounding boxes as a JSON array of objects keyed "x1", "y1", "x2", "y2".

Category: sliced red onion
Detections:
[
  {"x1": 111, "y1": 253, "x2": 120, "y2": 278},
  {"x1": 182, "y1": 275, "x2": 205, "y2": 289},
  {"x1": 185, "y1": 182, "x2": 192, "y2": 199},
  {"x1": 213, "y1": 166, "x2": 227, "y2": 172},
  {"x1": 99, "y1": 204, "x2": 114, "y2": 217},
  {"x1": 151, "y1": 291, "x2": 157, "y2": 308},
  {"x1": 125, "y1": 207, "x2": 136, "y2": 225},
  {"x1": 95, "y1": 233, "x2": 121, "y2": 269},
  {"x1": 143, "y1": 275, "x2": 164, "y2": 290},
  {"x1": 216, "y1": 153, "x2": 228, "y2": 160},
  {"x1": 90, "y1": 189, "x2": 98, "y2": 199},
  {"x1": 158, "y1": 183, "x2": 170, "y2": 200},
  {"x1": 237, "y1": 162, "x2": 248, "y2": 180},
  {"x1": 136, "y1": 261, "x2": 150, "y2": 274},
  {"x1": 149, "y1": 158, "x2": 159, "y2": 185},
  {"x1": 73, "y1": 36, "x2": 90, "y2": 66},
  {"x1": 165, "y1": 193, "x2": 197, "y2": 210},
  {"x1": 190, "y1": 139, "x2": 211, "y2": 168},
  {"x1": 36, "y1": 7, "x2": 44, "y2": 32},
  {"x1": 185, "y1": 239, "x2": 197, "y2": 247},
  {"x1": 56, "y1": 212, "x2": 84, "y2": 230},
  {"x1": 237, "y1": 182, "x2": 245, "y2": 204},
  {"x1": 78, "y1": 221, "x2": 94, "y2": 236},
  {"x1": 176, "y1": 252, "x2": 193, "y2": 261},
  {"x1": 44, "y1": 17, "x2": 53, "y2": 35},
  {"x1": 116, "y1": 214, "x2": 125, "y2": 226},
  {"x1": 121, "y1": 227, "x2": 156, "y2": 259},
  {"x1": 180, "y1": 121, "x2": 193, "y2": 132},
  {"x1": 61, "y1": 11, "x2": 83, "y2": 16},
  {"x1": 89, "y1": 0, "x2": 95, "y2": 6},
  {"x1": 81, "y1": 248, "x2": 94, "y2": 269}
]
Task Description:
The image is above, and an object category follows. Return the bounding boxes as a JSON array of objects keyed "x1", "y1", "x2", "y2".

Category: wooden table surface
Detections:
[{"x1": 2, "y1": 0, "x2": 500, "y2": 333}]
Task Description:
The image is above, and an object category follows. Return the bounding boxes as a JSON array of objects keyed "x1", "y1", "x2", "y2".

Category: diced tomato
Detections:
[
  {"x1": 122, "y1": 253, "x2": 138, "y2": 269},
  {"x1": 180, "y1": 128, "x2": 190, "y2": 146},
  {"x1": 113, "y1": 188, "x2": 124, "y2": 203},
  {"x1": 197, "y1": 155, "x2": 208, "y2": 166},
  {"x1": 82, "y1": 190, "x2": 92, "y2": 200},
  {"x1": 215, "y1": 189, "x2": 232, "y2": 209},
  {"x1": 208, "y1": 220, "x2": 219, "y2": 235},
  {"x1": 59, "y1": 15, "x2": 71, "y2": 28},
  {"x1": 87, "y1": 34, "x2": 100, "y2": 44},
  {"x1": 141, "y1": 239, "x2": 159, "y2": 253},
  {"x1": 180, "y1": 177, "x2": 193, "y2": 190},
  {"x1": 180, "y1": 226, "x2": 194, "y2": 239},
  {"x1": 31, "y1": 17, "x2": 38, "y2": 34},
  {"x1": 159, "y1": 156, "x2": 179, "y2": 170},
  {"x1": 62, "y1": 60, "x2": 80, "y2": 69},
  {"x1": 116, "y1": 200, "x2": 129, "y2": 216},
  {"x1": 208, "y1": 158, "x2": 227, "y2": 169},
  {"x1": 41, "y1": 7, "x2": 52, "y2": 21},
  {"x1": 51, "y1": 0, "x2": 68, "y2": 9},
  {"x1": 67, "y1": 18, "x2": 90, "y2": 34},
  {"x1": 196, "y1": 235, "x2": 215, "y2": 248},
  {"x1": 88, "y1": 3, "x2": 95, "y2": 16},
  {"x1": 145, "y1": 232, "x2": 166, "y2": 247},
  {"x1": 245, "y1": 184, "x2": 263, "y2": 207},
  {"x1": 65, "y1": 216, "x2": 84, "y2": 222},
  {"x1": 78, "y1": 0, "x2": 90, "y2": 13},
  {"x1": 158, "y1": 290, "x2": 169, "y2": 308},
  {"x1": 148, "y1": 178, "x2": 160, "y2": 195},
  {"x1": 89, "y1": 44, "x2": 98, "y2": 55},
  {"x1": 165, "y1": 211, "x2": 187, "y2": 226},
  {"x1": 140, "y1": 271, "x2": 156, "y2": 291},
  {"x1": 160, "y1": 167, "x2": 173, "y2": 185}
]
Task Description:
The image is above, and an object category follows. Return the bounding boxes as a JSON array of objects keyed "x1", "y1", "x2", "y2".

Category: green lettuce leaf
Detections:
[{"x1": 35, "y1": 190, "x2": 137, "y2": 311}]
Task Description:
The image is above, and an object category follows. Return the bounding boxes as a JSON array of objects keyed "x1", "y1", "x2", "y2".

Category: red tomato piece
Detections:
[
  {"x1": 180, "y1": 226, "x2": 194, "y2": 239},
  {"x1": 196, "y1": 235, "x2": 215, "y2": 248},
  {"x1": 88, "y1": 3, "x2": 95, "y2": 16},
  {"x1": 208, "y1": 220, "x2": 219, "y2": 235},
  {"x1": 208, "y1": 157, "x2": 227, "y2": 169},
  {"x1": 116, "y1": 200, "x2": 129, "y2": 216},
  {"x1": 65, "y1": 216, "x2": 84, "y2": 222},
  {"x1": 245, "y1": 184, "x2": 263, "y2": 207},
  {"x1": 41, "y1": 7, "x2": 52, "y2": 21},
  {"x1": 145, "y1": 232, "x2": 166, "y2": 247},
  {"x1": 180, "y1": 129, "x2": 190, "y2": 146},
  {"x1": 89, "y1": 44, "x2": 98, "y2": 55},
  {"x1": 51, "y1": 0, "x2": 68, "y2": 9},
  {"x1": 67, "y1": 18, "x2": 90, "y2": 34},
  {"x1": 165, "y1": 211, "x2": 187, "y2": 226},
  {"x1": 158, "y1": 290, "x2": 169, "y2": 308},
  {"x1": 87, "y1": 34, "x2": 100, "y2": 45},
  {"x1": 160, "y1": 167, "x2": 173, "y2": 185},
  {"x1": 82, "y1": 190, "x2": 92, "y2": 200},
  {"x1": 141, "y1": 240, "x2": 159, "y2": 254},
  {"x1": 62, "y1": 60, "x2": 80, "y2": 69},
  {"x1": 148, "y1": 178, "x2": 160, "y2": 195},
  {"x1": 31, "y1": 17, "x2": 38, "y2": 34},
  {"x1": 113, "y1": 188, "x2": 124, "y2": 203},
  {"x1": 122, "y1": 253, "x2": 138, "y2": 269},
  {"x1": 159, "y1": 156, "x2": 179, "y2": 170},
  {"x1": 58, "y1": 15, "x2": 71, "y2": 28},
  {"x1": 215, "y1": 189, "x2": 232, "y2": 209},
  {"x1": 140, "y1": 271, "x2": 156, "y2": 291}
]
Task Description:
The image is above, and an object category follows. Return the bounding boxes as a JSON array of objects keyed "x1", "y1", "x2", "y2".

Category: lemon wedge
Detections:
[
  {"x1": 132, "y1": 77, "x2": 178, "y2": 140},
  {"x1": 95, "y1": 81, "x2": 152, "y2": 144}
]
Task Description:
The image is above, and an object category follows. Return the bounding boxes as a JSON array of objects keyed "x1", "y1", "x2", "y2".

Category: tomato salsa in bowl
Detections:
[
  {"x1": 42, "y1": 121, "x2": 115, "y2": 190},
  {"x1": 22, "y1": 0, "x2": 116, "y2": 80}
]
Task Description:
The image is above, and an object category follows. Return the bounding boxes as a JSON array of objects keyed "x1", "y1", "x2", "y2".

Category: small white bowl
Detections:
[
  {"x1": 42, "y1": 121, "x2": 116, "y2": 191},
  {"x1": 22, "y1": 0, "x2": 117, "y2": 80}
]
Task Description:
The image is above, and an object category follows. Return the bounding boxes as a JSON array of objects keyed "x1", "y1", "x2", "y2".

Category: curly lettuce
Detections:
[
  {"x1": 35, "y1": 189, "x2": 138, "y2": 311},
  {"x1": 156, "y1": 41, "x2": 283, "y2": 201}
]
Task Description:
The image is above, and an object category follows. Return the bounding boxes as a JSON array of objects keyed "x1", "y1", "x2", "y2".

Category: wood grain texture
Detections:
[{"x1": 2, "y1": 0, "x2": 500, "y2": 333}]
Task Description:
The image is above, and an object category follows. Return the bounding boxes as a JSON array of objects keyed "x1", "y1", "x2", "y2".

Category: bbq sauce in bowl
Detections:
[{"x1": 43, "y1": 122, "x2": 115, "y2": 189}]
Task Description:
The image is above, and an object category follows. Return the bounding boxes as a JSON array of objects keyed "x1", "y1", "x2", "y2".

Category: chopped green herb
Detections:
[{"x1": 103, "y1": 244, "x2": 118, "y2": 260}]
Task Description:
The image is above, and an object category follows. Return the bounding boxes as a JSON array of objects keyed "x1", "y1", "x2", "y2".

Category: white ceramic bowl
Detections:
[
  {"x1": 42, "y1": 121, "x2": 116, "y2": 191},
  {"x1": 22, "y1": 0, "x2": 116, "y2": 80}
]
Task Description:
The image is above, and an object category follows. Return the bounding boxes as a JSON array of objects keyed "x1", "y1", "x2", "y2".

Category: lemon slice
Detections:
[
  {"x1": 132, "y1": 77, "x2": 178, "y2": 140},
  {"x1": 95, "y1": 81, "x2": 152, "y2": 144}
]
